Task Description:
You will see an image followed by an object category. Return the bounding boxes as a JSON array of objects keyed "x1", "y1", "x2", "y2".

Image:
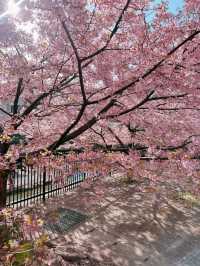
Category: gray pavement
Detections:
[{"x1": 31, "y1": 174, "x2": 200, "y2": 265}]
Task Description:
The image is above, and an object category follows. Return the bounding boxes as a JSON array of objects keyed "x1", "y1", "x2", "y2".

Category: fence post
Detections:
[{"x1": 42, "y1": 167, "x2": 46, "y2": 202}]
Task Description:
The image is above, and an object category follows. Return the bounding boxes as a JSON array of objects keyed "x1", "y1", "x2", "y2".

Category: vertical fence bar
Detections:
[
  {"x1": 12, "y1": 170, "x2": 15, "y2": 205},
  {"x1": 7, "y1": 156, "x2": 103, "y2": 208},
  {"x1": 27, "y1": 165, "x2": 30, "y2": 206},
  {"x1": 39, "y1": 166, "x2": 41, "y2": 201},
  {"x1": 30, "y1": 166, "x2": 33, "y2": 201},
  {"x1": 33, "y1": 167, "x2": 36, "y2": 203},
  {"x1": 57, "y1": 169, "x2": 60, "y2": 196},
  {"x1": 22, "y1": 166, "x2": 26, "y2": 207},
  {"x1": 42, "y1": 167, "x2": 46, "y2": 202},
  {"x1": 53, "y1": 168, "x2": 55, "y2": 197},
  {"x1": 7, "y1": 172, "x2": 11, "y2": 206},
  {"x1": 50, "y1": 167, "x2": 53, "y2": 198},
  {"x1": 36, "y1": 166, "x2": 38, "y2": 201},
  {"x1": 25, "y1": 167, "x2": 28, "y2": 207},
  {"x1": 25, "y1": 165, "x2": 28, "y2": 206},
  {"x1": 19, "y1": 168, "x2": 22, "y2": 207},
  {"x1": 39, "y1": 166, "x2": 42, "y2": 201},
  {"x1": 66, "y1": 163, "x2": 69, "y2": 192}
]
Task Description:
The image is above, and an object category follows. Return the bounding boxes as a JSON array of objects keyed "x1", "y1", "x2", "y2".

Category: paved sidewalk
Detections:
[{"x1": 32, "y1": 175, "x2": 200, "y2": 265}]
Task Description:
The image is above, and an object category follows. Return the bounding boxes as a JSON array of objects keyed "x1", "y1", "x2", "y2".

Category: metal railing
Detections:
[{"x1": 6, "y1": 159, "x2": 101, "y2": 208}]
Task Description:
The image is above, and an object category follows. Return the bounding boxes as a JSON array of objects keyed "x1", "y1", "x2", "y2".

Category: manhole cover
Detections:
[{"x1": 44, "y1": 208, "x2": 88, "y2": 234}]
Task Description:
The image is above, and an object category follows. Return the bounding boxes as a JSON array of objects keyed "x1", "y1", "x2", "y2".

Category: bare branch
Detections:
[
  {"x1": 108, "y1": 90, "x2": 155, "y2": 118},
  {"x1": 13, "y1": 78, "x2": 23, "y2": 115},
  {"x1": 0, "y1": 107, "x2": 12, "y2": 117},
  {"x1": 48, "y1": 31, "x2": 200, "y2": 150},
  {"x1": 89, "y1": 30, "x2": 200, "y2": 104},
  {"x1": 90, "y1": 127, "x2": 108, "y2": 147},
  {"x1": 149, "y1": 93, "x2": 187, "y2": 101},
  {"x1": 49, "y1": 99, "x2": 116, "y2": 150},
  {"x1": 81, "y1": 0, "x2": 131, "y2": 62},
  {"x1": 62, "y1": 21, "x2": 87, "y2": 103},
  {"x1": 107, "y1": 127, "x2": 129, "y2": 154}
]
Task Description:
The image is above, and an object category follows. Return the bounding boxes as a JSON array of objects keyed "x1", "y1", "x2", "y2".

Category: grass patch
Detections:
[{"x1": 177, "y1": 192, "x2": 200, "y2": 206}]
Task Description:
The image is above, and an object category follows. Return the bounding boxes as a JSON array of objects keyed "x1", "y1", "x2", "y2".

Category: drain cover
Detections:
[{"x1": 44, "y1": 208, "x2": 87, "y2": 234}]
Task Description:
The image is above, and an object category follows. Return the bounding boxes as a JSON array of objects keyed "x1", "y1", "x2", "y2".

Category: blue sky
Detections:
[
  {"x1": 154, "y1": 0, "x2": 184, "y2": 13},
  {"x1": 145, "y1": 0, "x2": 184, "y2": 22}
]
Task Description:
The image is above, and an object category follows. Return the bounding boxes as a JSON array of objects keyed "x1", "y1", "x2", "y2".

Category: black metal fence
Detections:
[{"x1": 6, "y1": 159, "x2": 100, "y2": 208}]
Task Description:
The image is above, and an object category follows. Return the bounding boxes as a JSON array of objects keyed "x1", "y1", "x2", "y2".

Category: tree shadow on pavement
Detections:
[{"x1": 27, "y1": 176, "x2": 200, "y2": 266}]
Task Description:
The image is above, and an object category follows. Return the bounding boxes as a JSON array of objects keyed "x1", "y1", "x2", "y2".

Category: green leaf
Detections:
[
  {"x1": 11, "y1": 134, "x2": 26, "y2": 145},
  {"x1": 13, "y1": 242, "x2": 33, "y2": 266}
]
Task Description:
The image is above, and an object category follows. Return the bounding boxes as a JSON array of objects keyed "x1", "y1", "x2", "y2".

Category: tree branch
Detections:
[
  {"x1": 15, "y1": 60, "x2": 92, "y2": 129},
  {"x1": 62, "y1": 21, "x2": 87, "y2": 103},
  {"x1": 81, "y1": 0, "x2": 131, "y2": 62},
  {"x1": 45, "y1": 30, "x2": 200, "y2": 151},
  {"x1": 107, "y1": 127, "x2": 129, "y2": 154},
  {"x1": 89, "y1": 30, "x2": 200, "y2": 104},
  {"x1": 13, "y1": 78, "x2": 23, "y2": 115},
  {"x1": 49, "y1": 99, "x2": 116, "y2": 150},
  {"x1": 0, "y1": 107, "x2": 12, "y2": 117},
  {"x1": 108, "y1": 90, "x2": 155, "y2": 118}
]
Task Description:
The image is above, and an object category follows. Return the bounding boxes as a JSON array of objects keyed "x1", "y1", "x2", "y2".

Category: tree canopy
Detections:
[{"x1": 0, "y1": 0, "x2": 200, "y2": 187}]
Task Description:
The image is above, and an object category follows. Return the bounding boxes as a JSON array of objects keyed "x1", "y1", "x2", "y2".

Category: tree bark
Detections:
[{"x1": 0, "y1": 170, "x2": 8, "y2": 208}]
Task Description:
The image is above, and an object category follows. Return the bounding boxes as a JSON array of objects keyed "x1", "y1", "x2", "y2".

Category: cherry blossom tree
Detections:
[{"x1": 0, "y1": 0, "x2": 200, "y2": 206}]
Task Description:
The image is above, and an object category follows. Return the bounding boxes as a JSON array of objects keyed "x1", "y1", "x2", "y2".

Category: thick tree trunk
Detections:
[
  {"x1": 0, "y1": 171, "x2": 8, "y2": 208},
  {"x1": 0, "y1": 139, "x2": 10, "y2": 208}
]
